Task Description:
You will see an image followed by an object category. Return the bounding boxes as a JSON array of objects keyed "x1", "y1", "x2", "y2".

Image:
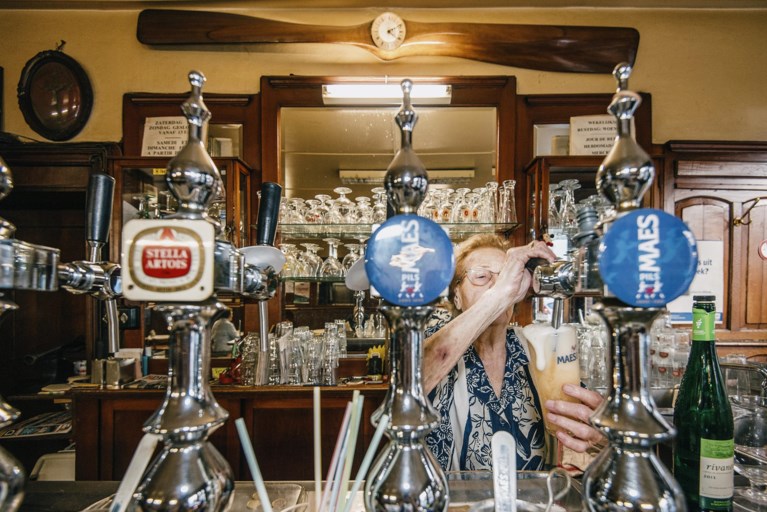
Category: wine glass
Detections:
[
  {"x1": 355, "y1": 196, "x2": 374, "y2": 224},
  {"x1": 734, "y1": 463, "x2": 767, "y2": 508},
  {"x1": 332, "y1": 186, "x2": 355, "y2": 223},
  {"x1": 303, "y1": 199, "x2": 324, "y2": 224},
  {"x1": 319, "y1": 238, "x2": 344, "y2": 277},
  {"x1": 371, "y1": 187, "x2": 388, "y2": 223},
  {"x1": 300, "y1": 243, "x2": 322, "y2": 277},
  {"x1": 341, "y1": 243, "x2": 360, "y2": 272}
]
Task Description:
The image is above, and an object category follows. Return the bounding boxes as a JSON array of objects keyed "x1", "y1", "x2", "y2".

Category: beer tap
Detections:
[
  {"x1": 541, "y1": 64, "x2": 696, "y2": 512},
  {"x1": 119, "y1": 70, "x2": 285, "y2": 510},
  {"x1": 0, "y1": 153, "x2": 57, "y2": 511},
  {"x1": 241, "y1": 182, "x2": 284, "y2": 385},
  {"x1": 57, "y1": 173, "x2": 121, "y2": 356},
  {"x1": 363, "y1": 79, "x2": 453, "y2": 512}
]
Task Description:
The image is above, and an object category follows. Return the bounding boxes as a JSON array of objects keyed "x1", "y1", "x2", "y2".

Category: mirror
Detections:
[
  {"x1": 258, "y1": 75, "x2": 518, "y2": 334},
  {"x1": 261, "y1": 76, "x2": 517, "y2": 194},
  {"x1": 281, "y1": 106, "x2": 497, "y2": 199}
]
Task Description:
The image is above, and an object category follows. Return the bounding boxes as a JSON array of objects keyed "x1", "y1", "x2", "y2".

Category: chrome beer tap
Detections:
[
  {"x1": 0, "y1": 153, "x2": 59, "y2": 511},
  {"x1": 120, "y1": 70, "x2": 282, "y2": 511},
  {"x1": 576, "y1": 64, "x2": 695, "y2": 512},
  {"x1": 363, "y1": 79, "x2": 453, "y2": 512},
  {"x1": 57, "y1": 173, "x2": 122, "y2": 357}
]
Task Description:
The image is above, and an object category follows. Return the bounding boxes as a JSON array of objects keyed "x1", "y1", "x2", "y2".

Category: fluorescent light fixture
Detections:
[
  {"x1": 339, "y1": 168, "x2": 474, "y2": 185},
  {"x1": 323, "y1": 84, "x2": 452, "y2": 105}
]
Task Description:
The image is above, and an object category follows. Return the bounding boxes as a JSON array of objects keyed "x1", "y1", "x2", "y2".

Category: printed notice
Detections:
[
  {"x1": 569, "y1": 115, "x2": 634, "y2": 156},
  {"x1": 141, "y1": 117, "x2": 187, "y2": 157},
  {"x1": 667, "y1": 240, "x2": 724, "y2": 323}
]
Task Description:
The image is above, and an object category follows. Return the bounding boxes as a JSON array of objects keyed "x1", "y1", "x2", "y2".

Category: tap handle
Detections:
[
  {"x1": 86, "y1": 173, "x2": 115, "y2": 257},
  {"x1": 525, "y1": 257, "x2": 549, "y2": 273},
  {"x1": 256, "y1": 182, "x2": 282, "y2": 246}
]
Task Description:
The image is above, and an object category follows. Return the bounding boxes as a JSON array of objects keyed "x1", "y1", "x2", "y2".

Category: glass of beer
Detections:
[{"x1": 518, "y1": 322, "x2": 582, "y2": 434}]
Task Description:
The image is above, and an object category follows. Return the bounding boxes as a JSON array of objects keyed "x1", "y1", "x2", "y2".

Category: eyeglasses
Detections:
[{"x1": 461, "y1": 267, "x2": 500, "y2": 286}]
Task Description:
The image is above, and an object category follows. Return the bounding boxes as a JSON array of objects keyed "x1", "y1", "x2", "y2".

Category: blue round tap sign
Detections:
[
  {"x1": 599, "y1": 208, "x2": 698, "y2": 308},
  {"x1": 365, "y1": 214, "x2": 455, "y2": 307}
]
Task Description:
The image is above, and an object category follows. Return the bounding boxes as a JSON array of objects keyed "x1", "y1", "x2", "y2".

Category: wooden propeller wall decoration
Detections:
[{"x1": 137, "y1": 9, "x2": 639, "y2": 74}]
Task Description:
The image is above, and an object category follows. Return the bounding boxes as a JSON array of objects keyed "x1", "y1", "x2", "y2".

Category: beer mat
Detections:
[
  {"x1": 0, "y1": 410, "x2": 72, "y2": 438},
  {"x1": 124, "y1": 374, "x2": 168, "y2": 389},
  {"x1": 39, "y1": 383, "x2": 71, "y2": 394}
]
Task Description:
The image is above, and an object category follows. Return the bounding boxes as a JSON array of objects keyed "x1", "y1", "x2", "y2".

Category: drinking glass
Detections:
[
  {"x1": 278, "y1": 243, "x2": 300, "y2": 278},
  {"x1": 466, "y1": 191, "x2": 481, "y2": 223},
  {"x1": 452, "y1": 188, "x2": 471, "y2": 223},
  {"x1": 304, "y1": 199, "x2": 324, "y2": 224},
  {"x1": 371, "y1": 187, "x2": 387, "y2": 223},
  {"x1": 319, "y1": 238, "x2": 344, "y2": 277},
  {"x1": 734, "y1": 463, "x2": 767, "y2": 507},
  {"x1": 333, "y1": 186, "x2": 356, "y2": 223},
  {"x1": 519, "y1": 322, "x2": 581, "y2": 434},
  {"x1": 323, "y1": 322, "x2": 340, "y2": 385},
  {"x1": 299, "y1": 243, "x2": 322, "y2": 277},
  {"x1": 335, "y1": 319, "x2": 348, "y2": 357},
  {"x1": 548, "y1": 184, "x2": 563, "y2": 230},
  {"x1": 419, "y1": 189, "x2": 438, "y2": 221},
  {"x1": 355, "y1": 196, "x2": 374, "y2": 224},
  {"x1": 482, "y1": 181, "x2": 499, "y2": 223},
  {"x1": 498, "y1": 179, "x2": 517, "y2": 223},
  {"x1": 435, "y1": 188, "x2": 453, "y2": 224},
  {"x1": 341, "y1": 243, "x2": 361, "y2": 272},
  {"x1": 558, "y1": 179, "x2": 581, "y2": 237}
]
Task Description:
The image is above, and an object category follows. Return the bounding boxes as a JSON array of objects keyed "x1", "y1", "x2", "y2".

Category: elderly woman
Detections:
[{"x1": 423, "y1": 234, "x2": 604, "y2": 471}]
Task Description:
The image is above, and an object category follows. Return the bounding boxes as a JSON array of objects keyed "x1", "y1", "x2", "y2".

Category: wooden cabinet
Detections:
[
  {"x1": 72, "y1": 386, "x2": 386, "y2": 481},
  {"x1": 109, "y1": 156, "x2": 253, "y2": 259},
  {"x1": 0, "y1": 141, "x2": 122, "y2": 396},
  {"x1": 662, "y1": 141, "x2": 767, "y2": 348}
]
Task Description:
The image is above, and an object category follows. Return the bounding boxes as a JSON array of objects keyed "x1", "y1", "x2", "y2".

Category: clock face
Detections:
[{"x1": 371, "y1": 12, "x2": 406, "y2": 51}]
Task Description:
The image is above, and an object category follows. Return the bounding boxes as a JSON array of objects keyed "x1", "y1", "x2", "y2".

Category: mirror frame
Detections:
[{"x1": 260, "y1": 75, "x2": 517, "y2": 188}]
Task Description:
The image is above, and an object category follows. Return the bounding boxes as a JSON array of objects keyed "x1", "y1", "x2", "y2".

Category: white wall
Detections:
[{"x1": 1, "y1": 7, "x2": 765, "y2": 144}]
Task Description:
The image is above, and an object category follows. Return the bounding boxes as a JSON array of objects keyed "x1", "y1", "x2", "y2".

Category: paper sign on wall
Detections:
[
  {"x1": 667, "y1": 240, "x2": 724, "y2": 323},
  {"x1": 141, "y1": 117, "x2": 187, "y2": 157},
  {"x1": 569, "y1": 115, "x2": 635, "y2": 156}
]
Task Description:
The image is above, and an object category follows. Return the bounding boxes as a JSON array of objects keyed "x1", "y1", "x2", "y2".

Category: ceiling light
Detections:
[{"x1": 322, "y1": 84, "x2": 452, "y2": 105}]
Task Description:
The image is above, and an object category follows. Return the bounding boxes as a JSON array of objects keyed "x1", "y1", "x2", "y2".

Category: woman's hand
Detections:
[
  {"x1": 495, "y1": 241, "x2": 557, "y2": 304},
  {"x1": 545, "y1": 384, "x2": 606, "y2": 453}
]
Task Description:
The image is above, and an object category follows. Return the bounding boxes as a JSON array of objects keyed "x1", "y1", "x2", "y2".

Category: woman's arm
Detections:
[{"x1": 422, "y1": 242, "x2": 555, "y2": 394}]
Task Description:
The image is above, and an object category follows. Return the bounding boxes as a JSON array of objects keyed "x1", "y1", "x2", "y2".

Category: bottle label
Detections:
[
  {"x1": 699, "y1": 437, "x2": 734, "y2": 509},
  {"x1": 692, "y1": 307, "x2": 716, "y2": 341}
]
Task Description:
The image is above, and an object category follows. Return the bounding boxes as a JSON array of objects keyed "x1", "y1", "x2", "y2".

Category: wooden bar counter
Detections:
[{"x1": 72, "y1": 384, "x2": 387, "y2": 481}]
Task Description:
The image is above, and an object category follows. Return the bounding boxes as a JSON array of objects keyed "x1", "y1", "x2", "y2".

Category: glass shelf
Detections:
[
  {"x1": 272, "y1": 222, "x2": 519, "y2": 239},
  {"x1": 281, "y1": 276, "x2": 345, "y2": 283}
]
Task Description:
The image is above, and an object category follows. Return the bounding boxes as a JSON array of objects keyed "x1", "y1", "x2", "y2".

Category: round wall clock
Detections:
[{"x1": 17, "y1": 45, "x2": 93, "y2": 141}]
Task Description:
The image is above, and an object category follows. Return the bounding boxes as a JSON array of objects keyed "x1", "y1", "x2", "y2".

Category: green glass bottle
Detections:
[{"x1": 673, "y1": 295, "x2": 734, "y2": 511}]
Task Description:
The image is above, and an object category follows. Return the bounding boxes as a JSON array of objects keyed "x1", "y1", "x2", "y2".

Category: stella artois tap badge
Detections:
[{"x1": 121, "y1": 219, "x2": 215, "y2": 302}]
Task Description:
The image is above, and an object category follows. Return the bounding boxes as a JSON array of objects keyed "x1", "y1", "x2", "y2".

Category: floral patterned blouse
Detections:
[{"x1": 425, "y1": 310, "x2": 546, "y2": 471}]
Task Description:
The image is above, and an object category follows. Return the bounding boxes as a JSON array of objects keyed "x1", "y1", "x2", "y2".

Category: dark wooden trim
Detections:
[{"x1": 122, "y1": 92, "x2": 261, "y2": 169}]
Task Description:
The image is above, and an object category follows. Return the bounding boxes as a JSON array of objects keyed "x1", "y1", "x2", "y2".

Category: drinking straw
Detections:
[
  {"x1": 313, "y1": 386, "x2": 322, "y2": 512},
  {"x1": 110, "y1": 433, "x2": 161, "y2": 512},
  {"x1": 337, "y1": 393, "x2": 364, "y2": 512},
  {"x1": 340, "y1": 413, "x2": 390, "y2": 512},
  {"x1": 328, "y1": 393, "x2": 360, "y2": 512},
  {"x1": 235, "y1": 418, "x2": 273, "y2": 512},
  {"x1": 319, "y1": 402, "x2": 354, "y2": 512}
]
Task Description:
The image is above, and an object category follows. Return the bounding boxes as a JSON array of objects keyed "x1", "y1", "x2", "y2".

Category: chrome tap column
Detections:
[
  {"x1": 121, "y1": 71, "x2": 281, "y2": 511},
  {"x1": 0, "y1": 154, "x2": 58, "y2": 510},
  {"x1": 579, "y1": 65, "x2": 696, "y2": 512},
  {"x1": 363, "y1": 80, "x2": 453, "y2": 512}
]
